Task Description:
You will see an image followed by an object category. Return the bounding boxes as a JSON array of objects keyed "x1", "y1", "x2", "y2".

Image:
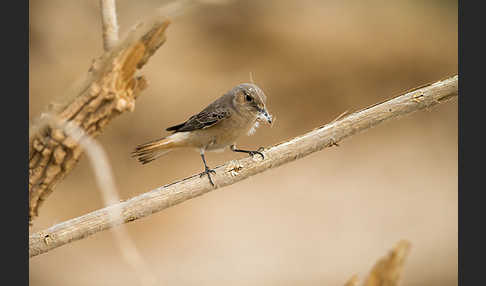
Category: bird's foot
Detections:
[
  {"x1": 199, "y1": 167, "x2": 216, "y2": 186},
  {"x1": 248, "y1": 147, "x2": 265, "y2": 160},
  {"x1": 231, "y1": 146, "x2": 266, "y2": 160}
]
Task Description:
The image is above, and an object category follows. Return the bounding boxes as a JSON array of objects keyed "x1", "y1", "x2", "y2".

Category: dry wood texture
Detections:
[
  {"x1": 363, "y1": 240, "x2": 411, "y2": 286},
  {"x1": 29, "y1": 75, "x2": 457, "y2": 258},
  {"x1": 344, "y1": 240, "x2": 411, "y2": 286},
  {"x1": 28, "y1": 16, "x2": 171, "y2": 222}
]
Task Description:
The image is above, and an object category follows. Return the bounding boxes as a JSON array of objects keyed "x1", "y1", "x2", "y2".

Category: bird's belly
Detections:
[
  {"x1": 205, "y1": 129, "x2": 241, "y2": 151},
  {"x1": 196, "y1": 119, "x2": 255, "y2": 151}
]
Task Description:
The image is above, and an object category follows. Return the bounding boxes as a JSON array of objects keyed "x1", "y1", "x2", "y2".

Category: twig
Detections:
[
  {"x1": 29, "y1": 75, "x2": 458, "y2": 258},
  {"x1": 28, "y1": 15, "x2": 170, "y2": 222},
  {"x1": 100, "y1": 0, "x2": 119, "y2": 51},
  {"x1": 331, "y1": 110, "x2": 350, "y2": 124}
]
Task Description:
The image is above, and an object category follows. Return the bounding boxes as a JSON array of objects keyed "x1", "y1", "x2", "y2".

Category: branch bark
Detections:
[
  {"x1": 100, "y1": 0, "x2": 119, "y2": 51},
  {"x1": 29, "y1": 75, "x2": 458, "y2": 258},
  {"x1": 28, "y1": 15, "x2": 171, "y2": 222}
]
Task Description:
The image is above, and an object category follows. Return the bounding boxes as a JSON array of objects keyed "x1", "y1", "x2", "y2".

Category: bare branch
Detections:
[
  {"x1": 29, "y1": 75, "x2": 458, "y2": 258},
  {"x1": 28, "y1": 15, "x2": 170, "y2": 222},
  {"x1": 100, "y1": 0, "x2": 119, "y2": 51}
]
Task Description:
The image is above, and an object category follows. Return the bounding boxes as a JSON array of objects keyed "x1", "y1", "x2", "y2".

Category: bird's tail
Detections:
[{"x1": 131, "y1": 135, "x2": 176, "y2": 164}]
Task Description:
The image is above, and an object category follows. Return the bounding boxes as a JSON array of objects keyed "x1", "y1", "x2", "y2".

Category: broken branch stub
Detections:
[
  {"x1": 363, "y1": 240, "x2": 411, "y2": 286},
  {"x1": 28, "y1": 18, "x2": 171, "y2": 223},
  {"x1": 343, "y1": 240, "x2": 411, "y2": 286}
]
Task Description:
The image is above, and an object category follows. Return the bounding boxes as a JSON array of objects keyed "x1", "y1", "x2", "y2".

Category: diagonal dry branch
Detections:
[
  {"x1": 29, "y1": 75, "x2": 458, "y2": 258},
  {"x1": 28, "y1": 16, "x2": 170, "y2": 222}
]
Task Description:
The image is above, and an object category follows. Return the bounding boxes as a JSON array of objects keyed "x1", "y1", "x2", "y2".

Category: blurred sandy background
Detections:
[{"x1": 29, "y1": 0, "x2": 457, "y2": 285}]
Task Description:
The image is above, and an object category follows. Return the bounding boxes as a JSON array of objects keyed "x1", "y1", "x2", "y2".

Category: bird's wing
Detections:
[{"x1": 166, "y1": 107, "x2": 232, "y2": 132}]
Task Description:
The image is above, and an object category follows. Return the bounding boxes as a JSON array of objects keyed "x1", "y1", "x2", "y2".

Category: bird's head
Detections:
[{"x1": 232, "y1": 83, "x2": 272, "y2": 125}]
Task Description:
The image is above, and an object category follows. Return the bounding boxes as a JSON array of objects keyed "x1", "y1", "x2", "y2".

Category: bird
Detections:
[{"x1": 131, "y1": 83, "x2": 273, "y2": 186}]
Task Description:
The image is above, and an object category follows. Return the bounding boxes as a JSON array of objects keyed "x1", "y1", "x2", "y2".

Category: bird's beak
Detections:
[{"x1": 259, "y1": 108, "x2": 273, "y2": 125}]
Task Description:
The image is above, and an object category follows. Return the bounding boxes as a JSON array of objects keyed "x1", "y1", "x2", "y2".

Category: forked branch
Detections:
[
  {"x1": 28, "y1": 15, "x2": 170, "y2": 222},
  {"x1": 29, "y1": 75, "x2": 458, "y2": 258}
]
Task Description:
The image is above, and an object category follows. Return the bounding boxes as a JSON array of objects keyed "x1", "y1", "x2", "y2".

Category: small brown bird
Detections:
[{"x1": 131, "y1": 83, "x2": 273, "y2": 186}]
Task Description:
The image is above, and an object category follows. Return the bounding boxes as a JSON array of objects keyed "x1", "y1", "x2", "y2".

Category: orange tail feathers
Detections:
[{"x1": 131, "y1": 136, "x2": 175, "y2": 164}]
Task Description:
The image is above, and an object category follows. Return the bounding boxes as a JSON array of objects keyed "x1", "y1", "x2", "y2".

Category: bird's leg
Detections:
[
  {"x1": 230, "y1": 145, "x2": 265, "y2": 160},
  {"x1": 199, "y1": 152, "x2": 216, "y2": 186}
]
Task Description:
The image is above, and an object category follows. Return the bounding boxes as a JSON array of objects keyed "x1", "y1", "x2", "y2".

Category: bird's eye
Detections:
[{"x1": 245, "y1": 93, "x2": 253, "y2": 102}]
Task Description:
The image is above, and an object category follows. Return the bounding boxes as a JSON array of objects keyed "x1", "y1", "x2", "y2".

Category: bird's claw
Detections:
[
  {"x1": 249, "y1": 147, "x2": 265, "y2": 160},
  {"x1": 199, "y1": 167, "x2": 216, "y2": 186}
]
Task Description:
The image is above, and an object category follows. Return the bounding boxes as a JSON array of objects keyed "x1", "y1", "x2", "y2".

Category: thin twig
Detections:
[
  {"x1": 100, "y1": 0, "x2": 119, "y2": 51},
  {"x1": 331, "y1": 110, "x2": 350, "y2": 124},
  {"x1": 29, "y1": 75, "x2": 458, "y2": 258}
]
